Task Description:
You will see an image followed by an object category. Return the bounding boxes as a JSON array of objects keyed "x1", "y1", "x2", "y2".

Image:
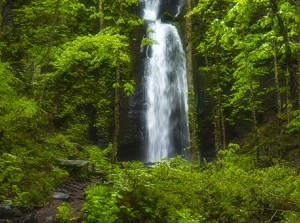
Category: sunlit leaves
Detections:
[
  {"x1": 141, "y1": 37, "x2": 158, "y2": 46},
  {"x1": 98, "y1": 0, "x2": 143, "y2": 35},
  {"x1": 123, "y1": 81, "x2": 135, "y2": 97},
  {"x1": 83, "y1": 153, "x2": 300, "y2": 222},
  {"x1": 54, "y1": 33, "x2": 129, "y2": 71}
]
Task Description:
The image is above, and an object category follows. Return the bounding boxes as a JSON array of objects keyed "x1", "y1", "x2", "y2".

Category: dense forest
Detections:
[{"x1": 2, "y1": 0, "x2": 300, "y2": 222}]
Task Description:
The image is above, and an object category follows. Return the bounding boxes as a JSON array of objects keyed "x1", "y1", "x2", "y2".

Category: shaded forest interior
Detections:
[{"x1": 2, "y1": 0, "x2": 300, "y2": 222}]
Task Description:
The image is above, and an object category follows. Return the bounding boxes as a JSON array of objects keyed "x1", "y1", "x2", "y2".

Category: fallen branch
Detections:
[
  {"x1": 265, "y1": 210, "x2": 277, "y2": 223},
  {"x1": 10, "y1": 104, "x2": 29, "y2": 120}
]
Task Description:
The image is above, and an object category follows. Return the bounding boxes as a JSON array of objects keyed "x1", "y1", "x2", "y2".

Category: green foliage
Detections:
[
  {"x1": 87, "y1": 144, "x2": 112, "y2": 171},
  {"x1": 82, "y1": 185, "x2": 120, "y2": 223},
  {"x1": 189, "y1": 0, "x2": 300, "y2": 157},
  {"x1": 82, "y1": 151, "x2": 300, "y2": 223},
  {"x1": 2, "y1": 0, "x2": 300, "y2": 219},
  {"x1": 56, "y1": 202, "x2": 77, "y2": 223},
  {"x1": 44, "y1": 134, "x2": 82, "y2": 158},
  {"x1": 0, "y1": 0, "x2": 139, "y2": 209},
  {"x1": 286, "y1": 109, "x2": 300, "y2": 133},
  {"x1": 141, "y1": 37, "x2": 158, "y2": 46},
  {"x1": 0, "y1": 150, "x2": 68, "y2": 205},
  {"x1": 100, "y1": 0, "x2": 143, "y2": 35},
  {"x1": 40, "y1": 32, "x2": 132, "y2": 145},
  {"x1": 123, "y1": 81, "x2": 135, "y2": 97},
  {"x1": 146, "y1": 28, "x2": 155, "y2": 34}
]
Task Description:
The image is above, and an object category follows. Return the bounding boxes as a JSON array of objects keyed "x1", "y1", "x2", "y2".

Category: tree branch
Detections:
[{"x1": 10, "y1": 104, "x2": 29, "y2": 120}]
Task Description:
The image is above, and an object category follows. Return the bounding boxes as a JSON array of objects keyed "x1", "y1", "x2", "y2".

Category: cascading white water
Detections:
[
  {"x1": 143, "y1": 0, "x2": 189, "y2": 162},
  {"x1": 143, "y1": 0, "x2": 160, "y2": 21}
]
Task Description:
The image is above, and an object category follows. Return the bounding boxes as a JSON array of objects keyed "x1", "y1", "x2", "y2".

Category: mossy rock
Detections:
[
  {"x1": 160, "y1": 12, "x2": 174, "y2": 23},
  {"x1": 58, "y1": 160, "x2": 92, "y2": 178}
]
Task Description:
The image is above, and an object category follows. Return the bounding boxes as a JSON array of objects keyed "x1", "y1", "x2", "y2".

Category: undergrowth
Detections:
[
  {"x1": 83, "y1": 144, "x2": 300, "y2": 223},
  {"x1": 0, "y1": 133, "x2": 92, "y2": 206}
]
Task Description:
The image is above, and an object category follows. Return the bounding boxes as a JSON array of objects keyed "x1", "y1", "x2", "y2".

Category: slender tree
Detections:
[
  {"x1": 269, "y1": 0, "x2": 295, "y2": 108},
  {"x1": 0, "y1": 0, "x2": 3, "y2": 31},
  {"x1": 99, "y1": 0, "x2": 104, "y2": 30},
  {"x1": 186, "y1": 0, "x2": 200, "y2": 163},
  {"x1": 297, "y1": 0, "x2": 300, "y2": 109},
  {"x1": 214, "y1": 0, "x2": 226, "y2": 151},
  {"x1": 111, "y1": 50, "x2": 121, "y2": 164}
]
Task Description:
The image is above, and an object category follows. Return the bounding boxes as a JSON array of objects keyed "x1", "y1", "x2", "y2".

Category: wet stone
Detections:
[
  {"x1": 45, "y1": 216, "x2": 55, "y2": 223},
  {"x1": 0, "y1": 202, "x2": 14, "y2": 218},
  {"x1": 18, "y1": 214, "x2": 38, "y2": 223},
  {"x1": 11, "y1": 208, "x2": 22, "y2": 217},
  {"x1": 52, "y1": 192, "x2": 70, "y2": 201},
  {"x1": 58, "y1": 160, "x2": 89, "y2": 167},
  {"x1": 58, "y1": 160, "x2": 91, "y2": 178}
]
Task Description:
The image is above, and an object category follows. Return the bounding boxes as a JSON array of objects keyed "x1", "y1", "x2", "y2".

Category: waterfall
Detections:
[
  {"x1": 142, "y1": 0, "x2": 189, "y2": 162},
  {"x1": 143, "y1": 0, "x2": 160, "y2": 21}
]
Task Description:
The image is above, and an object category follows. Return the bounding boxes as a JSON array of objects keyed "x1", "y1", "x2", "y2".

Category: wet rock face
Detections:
[
  {"x1": 118, "y1": 58, "x2": 147, "y2": 162},
  {"x1": 161, "y1": 0, "x2": 186, "y2": 17},
  {"x1": 138, "y1": 0, "x2": 186, "y2": 19},
  {"x1": 116, "y1": 18, "x2": 147, "y2": 162}
]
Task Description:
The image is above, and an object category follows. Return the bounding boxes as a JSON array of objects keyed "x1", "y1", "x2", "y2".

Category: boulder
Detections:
[
  {"x1": 52, "y1": 192, "x2": 70, "y2": 201},
  {"x1": 58, "y1": 160, "x2": 91, "y2": 178},
  {"x1": 0, "y1": 202, "x2": 14, "y2": 218}
]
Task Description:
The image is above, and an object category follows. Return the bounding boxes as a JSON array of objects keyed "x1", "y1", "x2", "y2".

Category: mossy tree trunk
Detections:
[
  {"x1": 99, "y1": 0, "x2": 104, "y2": 31},
  {"x1": 0, "y1": 0, "x2": 3, "y2": 32},
  {"x1": 270, "y1": 11, "x2": 282, "y2": 140},
  {"x1": 214, "y1": 0, "x2": 226, "y2": 152},
  {"x1": 185, "y1": 0, "x2": 199, "y2": 163},
  {"x1": 111, "y1": 51, "x2": 121, "y2": 164},
  {"x1": 214, "y1": 44, "x2": 226, "y2": 152},
  {"x1": 273, "y1": 40, "x2": 281, "y2": 118},
  {"x1": 296, "y1": 0, "x2": 300, "y2": 109}
]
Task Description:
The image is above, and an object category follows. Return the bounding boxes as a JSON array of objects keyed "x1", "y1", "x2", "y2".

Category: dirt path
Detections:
[{"x1": 34, "y1": 178, "x2": 93, "y2": 223}]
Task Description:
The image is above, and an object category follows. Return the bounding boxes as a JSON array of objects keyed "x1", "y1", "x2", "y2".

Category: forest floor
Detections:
[{"x1": 34, "y1": 177, "x2": 94, "y2": 223}]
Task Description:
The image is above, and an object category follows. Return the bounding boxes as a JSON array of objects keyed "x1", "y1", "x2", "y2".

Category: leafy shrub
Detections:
[
  {"x1": 0, "y1": 149, "x2": 68, "y2": 206},
  {"x1": 82, "y1": 149, "x2": 300, "y2": 223},
  {"x1": 56, "y1": 202, "x2": 75, "y2": 223},
  {"x1": 82, "y1": 185, "x2": 120, "y2": 223},
  {"x1": 87, "y1": 144, "x2": 112, "y2": 171}
]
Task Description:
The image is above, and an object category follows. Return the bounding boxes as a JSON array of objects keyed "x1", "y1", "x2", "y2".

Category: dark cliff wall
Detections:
[{"x1": 118, "y1": 21, "x2": 146, "y2": 161}]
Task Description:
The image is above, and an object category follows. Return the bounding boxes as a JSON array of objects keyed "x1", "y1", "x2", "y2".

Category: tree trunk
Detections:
[
  {"x1": 185, "y1": 0, "x2": 199, "y2": 163},
  {"x1": 99, "y1": 0, "x2": 104, "y2": 31},
  {"x1": 273, "y1": 39, "x2": 282, "y2": 142},
  {"x1": 249, "y1": 82, "x2": 260, "y2": 162},
  {"x1": 244, "y1": 46, "x2": 260, "y2": 161},
  {"x1": 273, "y1": 39, "x2": 281, "y2": 118},
  {"x1": 271, "y1": 11, "x2": 282, "y2": 120},
  {"x1": 111, "y1": 51, "x2": 121, "y2": 164},
  {"x1": 214, "y1": 66, "x2": 226, "y2": 151},
  {"x1": 286, "y1": 75, "x2": 291, "y2": 123},
  {"x1": 214, "y1": 25, "x2": 226, "y2": 151},
  {"x1": 296, "y1": 0, "x2": 300, "y2": 109},
  {"x1": 0, "y1": 0, "x2": 3, "y2": 32},
  {"x1": 270, "y1": 0, "x2": 296, "y2": 108},
  {"x1": 213, "y1": 0, "x2": 226, "y2": 152}
]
